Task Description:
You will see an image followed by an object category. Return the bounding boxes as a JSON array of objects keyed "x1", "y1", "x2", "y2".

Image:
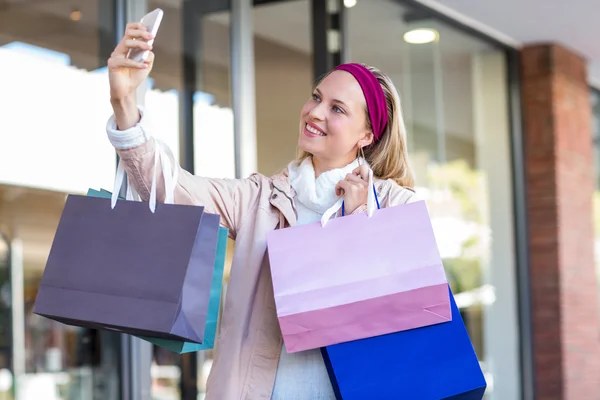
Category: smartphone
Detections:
[{"x1": 126, "y1": 8, "x2": 163, "y2": 62}]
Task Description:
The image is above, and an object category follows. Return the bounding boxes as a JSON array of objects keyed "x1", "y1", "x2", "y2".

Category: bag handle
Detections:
[
  {"x1": 111, "y1": 139, "x2": 178, "y2": 213},
  {"x1": 320, "y1": 168, "x2": 380, "y2": 227}
]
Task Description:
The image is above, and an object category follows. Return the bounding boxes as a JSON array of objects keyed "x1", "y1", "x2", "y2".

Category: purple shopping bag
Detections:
[
  {"x1": 33, "y1": 194, "x2": 220, "y2": 343},
  {"x1": 267, "y1": 194, "x2": 451, "y2": 353}
]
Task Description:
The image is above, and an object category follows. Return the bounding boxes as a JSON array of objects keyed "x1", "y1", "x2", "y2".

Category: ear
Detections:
[{"x1": 357, "y1": 131, "x2": 374, "y2": 148}]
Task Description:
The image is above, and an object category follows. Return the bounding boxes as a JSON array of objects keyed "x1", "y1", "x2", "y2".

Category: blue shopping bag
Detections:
[
  {"x1": 86, "y1": 189, "x2": 228, "y2": 353},
  {"x1": 321, "y1": 286, "x2": 486, "y2": 400}
]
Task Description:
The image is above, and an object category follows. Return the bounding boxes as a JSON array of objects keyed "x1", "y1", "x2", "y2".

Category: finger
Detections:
[
  {"x1": 111, "y1": 23, "x2": 153, "y2": 59},
  {"x1": 144, "y1": 51, "x2": 155, "y2": 65},
  {"x1": 336, "y1": 181, "x2": 349, "y2": 196},
  {"x1": 124, "y1": 29, "x2": 154, "y2": 41},
  {"x1": 112, "y1": 37, "x2": 151, "y2": 59},
  {"x1": 336, "y1": 180, "x2": 359, "y2": 196},
  {"x1": 345, "y1": 173, "x2": 362, "y2": 183},
  {"x1": 124, "y1": 22, "x2": 152, "y2": 37},
  {"x1": 126, "y1": 22, "x2": 146, "y2": 31},
  {"x1": 108, "y1": 56, "x2": 149, "y2": 70},
  {"x1": 352, "y1": 164, "x2": 370, "y2": 181},
  {"x1": 123, "y1": 39, "x2": 153, "y2": 51}
]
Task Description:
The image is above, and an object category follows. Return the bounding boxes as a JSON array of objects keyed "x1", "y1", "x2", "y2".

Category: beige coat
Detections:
[{"x1": 117, "y1": 137, "x2": 416, "y2": 399}]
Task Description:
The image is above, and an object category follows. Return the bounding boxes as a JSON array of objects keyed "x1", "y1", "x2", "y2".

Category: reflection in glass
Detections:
[
  {"x1": 0, "y1": 0, "x2": 125, "y2": 395},
  {"x1": 348, "y1": 1, "x2": 518, "y2": 398},
  {"x1": 0, "y1": 186, "x2": 122, "y2": 400},
  {"x1": 0, "y1": 235, "x2": 11, "y2": 400},
  {"x1": 0, "y1": 1, "x2": 118, "y2": 194},
  {"x1": 251, "y1": 0, "x2": 313, "y2": 176},
  {"x1": 144, "y1": 0, "x2": 235, "y2": 398}
]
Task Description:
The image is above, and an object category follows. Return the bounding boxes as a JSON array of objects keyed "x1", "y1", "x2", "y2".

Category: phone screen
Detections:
[{"x1": 126, "y1": 8, "x2": 163, "y2": 62}]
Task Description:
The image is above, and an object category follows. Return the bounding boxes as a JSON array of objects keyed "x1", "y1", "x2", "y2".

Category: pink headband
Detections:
[{"x1": 333, "y1": 63, "x2": 388, "y2": 142}]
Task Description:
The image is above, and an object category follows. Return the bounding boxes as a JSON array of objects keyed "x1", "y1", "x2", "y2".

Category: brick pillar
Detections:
[{"x1": 521, "y1": 43, "x2": 600, "y2": 400}]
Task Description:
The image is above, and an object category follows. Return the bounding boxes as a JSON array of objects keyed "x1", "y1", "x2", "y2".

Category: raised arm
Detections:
[
  {"x1": 106, "y1": 109, "x2": 260, "y2": 239},
  {"x1": 106, "y1": 22, "x2": 260, "y2": 239}
]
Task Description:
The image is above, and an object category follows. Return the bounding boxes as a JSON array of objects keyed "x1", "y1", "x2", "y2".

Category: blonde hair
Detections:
[{"x1": 297, "y1": 64, "x2": 415, "y2": 188}]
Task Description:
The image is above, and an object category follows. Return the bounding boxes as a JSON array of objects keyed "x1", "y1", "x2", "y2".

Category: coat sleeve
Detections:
[
  {"x1": 383, "y1": 183, "x2": 419, "y2": 207},
  {"x1": 106, "y1": 107, "x2": 260, "y2": 240}
]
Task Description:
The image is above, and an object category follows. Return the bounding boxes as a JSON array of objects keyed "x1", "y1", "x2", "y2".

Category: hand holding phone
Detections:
[
  {"x1": 126, "y1": 8, "x2": 163, "y2": 62},
  {"x1": 107, "y1": 9, "x2": 163, "y2": 128}
]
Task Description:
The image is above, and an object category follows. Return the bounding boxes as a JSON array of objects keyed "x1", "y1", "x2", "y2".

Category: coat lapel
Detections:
[{"x1": 269, "y1": 169, "x2": 297, "y2": 227}]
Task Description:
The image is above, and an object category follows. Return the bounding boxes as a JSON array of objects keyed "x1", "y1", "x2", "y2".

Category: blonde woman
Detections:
[{"x1": 106, "y1": 23, "x2": 417, "y2": 400}]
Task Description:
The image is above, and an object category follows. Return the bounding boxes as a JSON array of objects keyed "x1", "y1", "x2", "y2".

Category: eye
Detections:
[
  {"x1": 311, "y1": 93, "x2": 320, "y2": 101},
  {"x1": 332, "y1": 105, "x2": 344, "y2": 114}
]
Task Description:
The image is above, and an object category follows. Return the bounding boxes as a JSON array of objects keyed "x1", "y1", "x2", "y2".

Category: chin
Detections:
[{"x1": 297, "y1": 138, "x2": 318, "y2": 155}]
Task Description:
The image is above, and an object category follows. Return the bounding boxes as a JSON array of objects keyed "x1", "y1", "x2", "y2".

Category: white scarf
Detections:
[{"x1": 287, "y1": 157, "x2": 361, "y2": 218}]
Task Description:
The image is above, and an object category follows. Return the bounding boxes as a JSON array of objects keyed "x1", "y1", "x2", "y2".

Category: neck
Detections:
[{"x1": 312, "y1": 154, "x2": 357, "y2": 178}]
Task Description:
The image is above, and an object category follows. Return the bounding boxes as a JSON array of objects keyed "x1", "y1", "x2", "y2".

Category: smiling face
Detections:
[{"x1": 297, "y1": 70, "x2": 374, "y2": 172}]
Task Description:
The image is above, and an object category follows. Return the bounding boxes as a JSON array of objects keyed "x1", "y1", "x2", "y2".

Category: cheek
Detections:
[
  {"x1": 300, "y1": 102, "x2": 312, "y2": 117},
  {"x1": 327, "y1": 117, "x2": 355, "y2": 141}
]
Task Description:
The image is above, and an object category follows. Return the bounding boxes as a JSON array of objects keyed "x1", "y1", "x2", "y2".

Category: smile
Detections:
[{"x1": 305, "y1": 123, "x2": 326, "y2": 137}]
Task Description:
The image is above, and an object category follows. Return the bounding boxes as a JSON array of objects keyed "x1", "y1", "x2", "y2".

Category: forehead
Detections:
[{"x1": 317, "y1": 70, "x2": 366, "y2": 108}]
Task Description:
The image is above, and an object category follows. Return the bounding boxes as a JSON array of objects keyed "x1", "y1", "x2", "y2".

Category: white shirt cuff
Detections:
[{"x1": 106, "y1": 106, "x2": 150, "y2": 150}]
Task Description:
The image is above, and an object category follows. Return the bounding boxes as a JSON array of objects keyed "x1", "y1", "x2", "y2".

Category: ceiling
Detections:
[
  {"x1": 417, "y1": 0, "x2": 600, "y2": 87},
  {"x1": 211, "y1": 0, "x2": 494, "y2": 66},
  {"x1": 214, "y1": 0, "x2": 600, "y2": 87},
  {"x1": 4, "y1": 0, "x2": 597, "y2": 85}
]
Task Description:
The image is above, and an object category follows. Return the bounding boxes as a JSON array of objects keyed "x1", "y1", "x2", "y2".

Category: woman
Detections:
[{"x1": 107, "y1": 23, "x2": 417, "y2": 400}]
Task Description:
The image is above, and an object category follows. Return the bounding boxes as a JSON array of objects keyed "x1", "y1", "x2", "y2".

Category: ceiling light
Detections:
[
  {"x1": 344, "y1": 0, "x2": 357, "y2": 8},
  {"x1": 403, "y1": 28, "x2": 438, "y2": 44},
  {"x1": 70, "y1": 10, "x2": 82, "y2": 21}
]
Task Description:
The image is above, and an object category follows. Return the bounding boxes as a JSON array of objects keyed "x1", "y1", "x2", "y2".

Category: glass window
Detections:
[
  {"x1": 144, "y1": 1, "x2": 182, "y2": 167},
  {"x1": 202, "y1": 0, "x2": 314, "y2": 178},
  {"x1": 193, "y1": 6, "x2": 235, "y2": 398},
  {"x1": 181, "y1": 0, "x2": 312, "y2": 394},
  {"x1": 195, "y1": 5, "x2": 235, "y2": 180},
  {"x1": 348, "y1": 1, "x2": 518, "y2": 399},
  {"x1": 0, "y1": 1, "x2": 118, "y2": 194},
  {"x1": 0, "y1": 186, "x2": 122, "y2": 400},
  {"x1": 0, "y1": 234, "x2": 11, "y2": 399},
  {"x1": 143, "y1": 1, "x2": 184, "y2": 395},
  {"x1": 252, "y1": 0, "x2": 313, "y2": 176},
  {"x1": 0, "y1": 1, "x2": 124, "y2": 398},
  {"x1": 141, "y1": 0, "x2": 235, "y2": 397}
]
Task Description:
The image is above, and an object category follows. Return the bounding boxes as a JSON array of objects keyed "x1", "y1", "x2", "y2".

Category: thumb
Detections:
[{"x1": 144, "y1": 51, "x2": 155, "y2": 67}]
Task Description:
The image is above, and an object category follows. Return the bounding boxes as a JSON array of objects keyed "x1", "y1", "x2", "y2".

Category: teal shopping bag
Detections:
[
  {"x1": 87, "y1": 188, "x2": 112, "y2": 198},
  {"x1": 137, "y1": 225, "x2": 227, "y2": 353},
  {"x1": 86, "y1": 188, "x2": 228, "y2": 353}
]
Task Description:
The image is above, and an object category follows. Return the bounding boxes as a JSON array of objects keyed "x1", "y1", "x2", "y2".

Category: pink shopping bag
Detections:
[{"x1": 266, "y1": 171, "x2": 451, "y2": 353}]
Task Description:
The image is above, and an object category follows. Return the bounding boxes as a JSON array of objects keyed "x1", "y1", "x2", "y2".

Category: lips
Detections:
[{"x1": 305, "y1": 122, "x2": 326, "y2": 136}]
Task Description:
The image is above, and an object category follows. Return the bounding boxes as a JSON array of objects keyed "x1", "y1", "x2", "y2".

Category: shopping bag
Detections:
[
  {"x1": 87, "y1": 188, "x2": 114, "y2": 199},
  {"x1": 138, "y1": 225, "x2": 228, "y2": 353},
  {"x1": 85, "y1": 188, "x2": 229, "y2": 352},
  {"x1": 321, "y1": 286, "x2": 487, "y2": 400},
  {"x1": 266, "y1": 170, "x2": 451, "y2": 352},
  {"x1": 33, "y1": 194, "x2": 220, "y2": 342},
  {"x1": 34, "y1": 141, "x2": 221, "y2": 343}
]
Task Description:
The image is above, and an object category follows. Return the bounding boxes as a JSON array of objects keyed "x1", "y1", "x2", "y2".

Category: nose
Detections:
[{"x1": 308, "y1": 101, "x2": 326, "y2": 121}]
